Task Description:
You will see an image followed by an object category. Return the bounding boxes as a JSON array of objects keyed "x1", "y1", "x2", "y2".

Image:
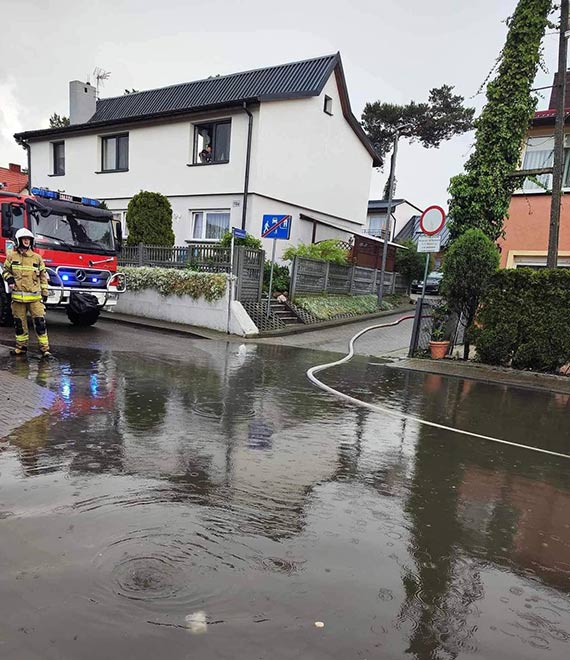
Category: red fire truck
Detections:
[{"x1": 0, "y1": 187, "x2": 125, "y2": 327}]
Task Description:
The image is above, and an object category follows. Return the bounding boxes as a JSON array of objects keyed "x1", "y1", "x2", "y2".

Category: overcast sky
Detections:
[{"x1": 0, "y1": 0, "x2": 559, "y2": 210}]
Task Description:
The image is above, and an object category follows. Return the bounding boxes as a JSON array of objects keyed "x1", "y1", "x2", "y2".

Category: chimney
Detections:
[
  {"x1": 8, "y1": 163, "x2": 21, "y2": 173},
  {"x1": 69, "y1": 80, "x2": 97, "y2": 125}
]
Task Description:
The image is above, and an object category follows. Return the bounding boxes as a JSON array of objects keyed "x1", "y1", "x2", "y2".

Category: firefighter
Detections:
[{"x1": 3, "y1": 228, "x2": 52, "y2": 357}]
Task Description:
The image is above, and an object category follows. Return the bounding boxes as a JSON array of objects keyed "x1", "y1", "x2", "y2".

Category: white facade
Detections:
[{"x1": 25, "y1": 66, "x2": 374, "y2": 262}]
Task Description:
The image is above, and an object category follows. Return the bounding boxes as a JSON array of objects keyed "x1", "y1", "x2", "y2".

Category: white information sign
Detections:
[{"x1": 417, "y1": 235, "x2": 441, "y2": 253}]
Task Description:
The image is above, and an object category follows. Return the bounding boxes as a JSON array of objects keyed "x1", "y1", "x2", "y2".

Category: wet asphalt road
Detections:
[{"x1": 1, "y1": 316, "x2": 570, "y2": 659}]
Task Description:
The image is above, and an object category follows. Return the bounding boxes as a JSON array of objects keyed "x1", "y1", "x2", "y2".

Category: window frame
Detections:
[
  {"x1": 191, "y1": 209, "x2": 231, "y2": 241},
  {"x1": 192, "y1": 120, "x2": 231, "y2": 165},
  {"x1": 111, "y1": 210, "x2": 128, "y2": 239},
  {"x1": 101, "y1": 133, "x2": 129, "y2": 172},
  {"x1": 52, "y1": 141, "x2": 65, "y2": 176},
  {"x1": 323, "y1": 95, "x2": 333, "y2": 116}
]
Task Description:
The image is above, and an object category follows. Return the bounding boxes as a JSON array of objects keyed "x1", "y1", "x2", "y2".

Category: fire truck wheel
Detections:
[
  {"x1": 0, "y1": 288, "x2": 14, "y2": 327},
  {"x1": 66, "y1": 307, "x2": 100, "y2": 326}
]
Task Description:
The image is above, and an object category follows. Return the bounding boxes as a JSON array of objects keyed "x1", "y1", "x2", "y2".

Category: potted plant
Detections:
[{"x1": 429, "y1": 302, "x2": 451, "y2": 359}]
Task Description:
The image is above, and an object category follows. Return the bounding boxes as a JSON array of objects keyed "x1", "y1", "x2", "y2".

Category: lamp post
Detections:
[{"x1": 378, "y1": 124, "x2": 409, "y2": 306}]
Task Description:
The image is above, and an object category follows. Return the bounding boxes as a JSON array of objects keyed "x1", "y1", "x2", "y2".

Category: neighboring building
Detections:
[
  {"x1": 0, "y1": 163, "x2": 28, "y2": 193},
  {"x1": 395, "y1": 213, "x2": 450, "y2": 270},
  {"x1": 366, "y1": 199, "x2": 424, "y2": 242},
  {"x1": 501, "y1": 72, "x2": 570, "y2": 269},
  {"x1": 14, "y1": 53, "x2": 380, "y2": 260}
]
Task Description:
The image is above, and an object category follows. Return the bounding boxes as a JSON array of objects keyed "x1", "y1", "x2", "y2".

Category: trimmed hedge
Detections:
[
  {"x1": 476, "y1": 268, "x2": 570, "y2": 372},
  {"x1": 294, "y1": 294, "x2": 392, "y2": 320},
  {"x1": 126, "y1": 191, "x2": 175, "y2": 247},
  {"x1": 123, "y1": 266, "x2": 226, "y2": 302}
]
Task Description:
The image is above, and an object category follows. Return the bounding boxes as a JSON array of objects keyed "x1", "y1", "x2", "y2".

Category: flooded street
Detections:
[{"x1": 1, "y1": 324, "x2": 570, "y2": 659}]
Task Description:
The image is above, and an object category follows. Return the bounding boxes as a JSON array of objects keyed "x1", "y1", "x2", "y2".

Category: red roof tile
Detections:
[{"x1": 0, "y1": 164, "x2": 28, "y2": 193}]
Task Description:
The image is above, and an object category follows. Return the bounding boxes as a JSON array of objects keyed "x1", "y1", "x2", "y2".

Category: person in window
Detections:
[{"x1": 199, "y1": 143, "x2": 213, "y2": 163}]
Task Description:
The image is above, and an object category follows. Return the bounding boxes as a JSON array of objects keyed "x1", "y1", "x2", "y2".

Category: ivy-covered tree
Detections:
[
  {"x1": 448, "y1": 0, "x2": 553, "y2": 241},
  {"x1": 442, "y1": 228, "x2": 500, "y2": 360},
  {"x1": 125, "y1": 191, "x2": 175, "y2": 246},
  {"x1": 362, "y1": 85, "x2": 475, "y2": 168},
  {"x1": 49, "y1": 113, "x2": 70, "y2": 128}
]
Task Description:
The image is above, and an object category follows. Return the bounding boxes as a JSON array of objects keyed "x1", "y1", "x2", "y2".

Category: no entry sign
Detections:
[{"x1": 419, "y1": 205, "x2": 446, "y2": 236}]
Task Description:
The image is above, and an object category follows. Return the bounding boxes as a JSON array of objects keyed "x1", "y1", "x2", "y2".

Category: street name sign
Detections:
[
  {"x1": 261, "y1": 214, "x2": 292, "y2": 240},
  {"x1": 417, "y1": 235, "x2": 442, "y2": 253},
  {"x1": 232, "y1": 227, "x2": 247, "y2": 239}
]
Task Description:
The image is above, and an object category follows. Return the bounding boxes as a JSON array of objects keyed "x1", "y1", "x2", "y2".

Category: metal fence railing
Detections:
[
  {"x1": 118, "y1": 243, "x2": 264, "y2": 303},
  {"x1": 118, "y1": 243, "x2": 232, "y2": 271}
]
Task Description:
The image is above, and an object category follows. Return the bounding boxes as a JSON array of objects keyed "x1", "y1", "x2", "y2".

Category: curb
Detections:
[
  {"x1": 389, "y1": 357, "x2": 570, "y2": 395},
  {"x1": 101, "y1": 305, "x2": 416, "y2": 341}
]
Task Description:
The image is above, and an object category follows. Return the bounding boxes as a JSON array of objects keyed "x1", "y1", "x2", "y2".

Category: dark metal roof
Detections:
[
  {"x1": 89, "y1": 54, "x2": 338, "y2": 123},
  {"x1": 368, "y1": 199, "x2": 405, "y2": 211},
  {"x1": 14, "y1": 53, "x2": 381, "y2": 166}
]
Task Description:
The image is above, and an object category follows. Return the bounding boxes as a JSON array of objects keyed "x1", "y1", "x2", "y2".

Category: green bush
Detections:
[
  {"x1": 442, "y1": 228, "x2": 500, "y2": 359},
  {"x1": 282, "y1": 240, "x2": 348, "y2": 265},
  {"x1": 219, "y1": 231, "x2": 262, "y2": 249},
  {"x1": 476, "y1": 268, "x2": 570, "y2": 372},
  {"x1": 123, "y1": 266, "x2": 226, "y2": 302},
  {"x1": 263, "y1": 261, "x2": 290, "y2": 294},
  {"x1": 126, "y1": 191, "x2": 175, "y2": 247},
  {"x1": 294, "y1": 294, "x2": 389, "y2": 320}
]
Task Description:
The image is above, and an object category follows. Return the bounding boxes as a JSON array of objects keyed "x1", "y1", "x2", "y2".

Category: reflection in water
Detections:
[{"x1": 0, "y1": 344, "x2": 569, "y2": 659}]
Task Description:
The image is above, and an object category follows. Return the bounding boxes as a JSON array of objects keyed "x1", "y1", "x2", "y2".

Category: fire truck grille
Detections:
[{"x1": 52, "y1": 268, "x2": 110, "y2": 289}]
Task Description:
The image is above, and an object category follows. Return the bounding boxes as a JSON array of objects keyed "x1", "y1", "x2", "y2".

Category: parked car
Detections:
[{"x1": 411, "y1": 271, "x2": 444, "y2": 295}]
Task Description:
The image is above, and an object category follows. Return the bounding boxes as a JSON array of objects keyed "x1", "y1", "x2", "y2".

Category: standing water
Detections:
[{"x1": 1, "y1": 342, "x2": 569, "y2": 659}]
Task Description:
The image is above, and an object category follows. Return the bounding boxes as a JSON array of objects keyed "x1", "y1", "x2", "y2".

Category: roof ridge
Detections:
[{"x1": 98, "y1": 53, "x2": 339, "y2": 103}]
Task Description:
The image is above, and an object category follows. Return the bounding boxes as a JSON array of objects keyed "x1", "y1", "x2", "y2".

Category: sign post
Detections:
[
  {"x1": 227, "y1": 227, "x2": 248, "y2": 333},
  {"x1": 261, "y1": 214, "x2": 292, "y2": 317},
  {"x1": 417, "y1": 205, "x2": 446, "y2": 298},
  {"x1": 408, "y1": 205, "x2": 446, "y2": 357}
]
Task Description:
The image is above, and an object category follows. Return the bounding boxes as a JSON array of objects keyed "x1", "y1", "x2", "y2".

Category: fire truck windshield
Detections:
[{"x1": 31, "y1": 211, "x2": 115, "y2": 254}]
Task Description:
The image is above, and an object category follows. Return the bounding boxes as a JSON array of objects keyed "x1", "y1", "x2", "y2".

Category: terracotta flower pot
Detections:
[{"x1": 429, "y1": 340, "x2": 450, "y2": 359}]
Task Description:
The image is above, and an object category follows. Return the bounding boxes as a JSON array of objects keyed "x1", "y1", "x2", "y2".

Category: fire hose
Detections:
[{"x1": 307, "y1": 315, "x2": 570, "y2": 461}]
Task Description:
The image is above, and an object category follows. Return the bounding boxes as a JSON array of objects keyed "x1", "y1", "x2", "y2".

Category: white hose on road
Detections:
[{"x1": 306, "y1": 315, "x2": 570, "y2": 461}]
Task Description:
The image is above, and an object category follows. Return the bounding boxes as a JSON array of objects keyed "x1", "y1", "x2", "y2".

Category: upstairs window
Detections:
[
  {"x1": 102, "y1": 134, "x2": 129, "y2": 172},
  {"x1": 193, "y1": 121, "x2": 231, "y2": 164},
  {"x1": 521, "y1": 134, "x2": 570, "y2": 192},
  {"x1": 324, "y1": 95, "x2": 333, "y2": 115},
  {"x1": 368, "y1": 214, "x2": 389, "y2": 239},
  {"x1": 52, "y1": 141, "x2": 65, "y2": 175},
  {"x1": 192, "y1": 210, "x2": 230, "y2": 240}
]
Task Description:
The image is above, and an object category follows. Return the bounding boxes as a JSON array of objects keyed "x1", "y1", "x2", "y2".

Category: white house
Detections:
[{"x1": 15, "y1": 53, "x2": 380, "y2": 260}]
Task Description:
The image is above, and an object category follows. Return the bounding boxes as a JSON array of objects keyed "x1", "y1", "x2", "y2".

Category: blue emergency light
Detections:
[{"x1": 31, "y1": 187, "x2": 101, "y2": 208}]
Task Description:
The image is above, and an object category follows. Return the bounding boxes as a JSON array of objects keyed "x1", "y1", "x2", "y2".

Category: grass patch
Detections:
[{"x1": 294, "y1": 294, "x2": 392, "y2": 320}]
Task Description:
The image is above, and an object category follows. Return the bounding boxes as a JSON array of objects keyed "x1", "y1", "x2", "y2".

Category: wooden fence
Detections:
[
  {"x1": 118, "y1": 243, "x2": 264, "y2": 302},
  {"x1": 289, "y1": 256, "x2": 406, "y2": 299}
]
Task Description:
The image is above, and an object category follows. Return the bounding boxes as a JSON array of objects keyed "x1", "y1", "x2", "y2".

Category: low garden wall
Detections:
[{"x1": 110, "y1": 267, "x2": 258, "y2": 336}]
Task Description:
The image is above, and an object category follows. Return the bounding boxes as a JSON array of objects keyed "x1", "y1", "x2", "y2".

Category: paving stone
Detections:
[{"x1": 0, "y1": 369, "x2": 57, "y2": 439}]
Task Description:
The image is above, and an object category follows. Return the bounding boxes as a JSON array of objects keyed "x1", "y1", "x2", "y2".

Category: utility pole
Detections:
[
  {"x1": 378, "y1": 128, "x2": 400, "y2": 306},
  {"x1": 547, "y1": 0, "x2": 569, "y2": 268}
]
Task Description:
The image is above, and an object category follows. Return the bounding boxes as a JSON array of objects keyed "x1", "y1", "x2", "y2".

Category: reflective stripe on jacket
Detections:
[{"x1": 3, "y1": 249, "x2": 48, "y2": 299}]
